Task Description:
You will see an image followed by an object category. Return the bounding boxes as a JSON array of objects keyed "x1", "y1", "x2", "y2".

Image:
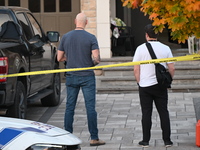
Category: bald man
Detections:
[{"x1": 57, "y1": 13, "x2": 105, "y2": 146}]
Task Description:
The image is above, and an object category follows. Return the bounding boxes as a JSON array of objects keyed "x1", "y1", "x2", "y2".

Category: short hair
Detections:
[{"x1": 144, "y1": 24, "x2": 158, "y2": 38}]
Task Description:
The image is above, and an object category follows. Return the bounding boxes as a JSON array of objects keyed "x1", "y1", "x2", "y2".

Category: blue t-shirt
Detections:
[{"x1": 58, "y1": 30, "x2": 99, "y2": 76}]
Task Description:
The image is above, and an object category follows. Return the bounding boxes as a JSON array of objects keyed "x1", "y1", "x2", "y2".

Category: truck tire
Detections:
[
  {"x1": 41, "y1": 68, "x2": 61, "y2": 106},
  {"x1": 6, "y1": 81, "x2": 27, "y2": 119}
]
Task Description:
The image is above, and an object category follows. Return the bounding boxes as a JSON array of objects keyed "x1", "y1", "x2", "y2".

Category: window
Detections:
[
  {"x1": 0, "y1": 0, "x2": 5, "y2": 6},
  {"x1": 8, "y1": 0, "x2": 20, "y2": 6},
  {"x1": 29, "y1": 0, "x2": 40, "y2": 13},
  {"x1": 59, "y1": 0, "x2": 71, "y2": 12},
  {"x1": 0, "y1": 14, "x2": 11, "y2": 26},
  {"x1": 16, "y1": 13, "x2": 33, "y2": 40},
  {"x1": 44, "y1": 0, "x2": 56, "y2": 12},
  {"x1": 27, "y1": 13, "x2": 42, "y2": 37}
]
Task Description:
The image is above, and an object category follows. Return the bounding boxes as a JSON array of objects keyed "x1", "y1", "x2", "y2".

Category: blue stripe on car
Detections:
[{"x1": 0, "y1": 128, "x2": 24, "y2": 149}]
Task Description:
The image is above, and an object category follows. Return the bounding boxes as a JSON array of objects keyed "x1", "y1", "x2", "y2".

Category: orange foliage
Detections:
[{"x1": 121, "y1": 0, "x2": 200, "y2": 43}]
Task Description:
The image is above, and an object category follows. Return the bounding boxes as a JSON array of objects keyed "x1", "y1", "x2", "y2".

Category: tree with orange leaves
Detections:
[{"x1": 121, "y1": 0, "x2": 200, "y2": 43}]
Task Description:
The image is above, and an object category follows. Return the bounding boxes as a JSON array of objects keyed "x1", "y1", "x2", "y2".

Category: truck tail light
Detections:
[{"x1": 0, "y1": 57, "x2": 8, "y2": 82}]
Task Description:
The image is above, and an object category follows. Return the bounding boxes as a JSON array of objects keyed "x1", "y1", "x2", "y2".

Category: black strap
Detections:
[{"x1": 146, "y1": 42, "x2": 157, "y2": 59}]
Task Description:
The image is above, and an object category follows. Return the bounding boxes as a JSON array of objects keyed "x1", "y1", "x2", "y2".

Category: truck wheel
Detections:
[
  {"x1": 41, "y1": 71, "x2": 61, "y2": 106},
  {"x1": 6, "y1": 81, "x2": 27, "y2": 119}
]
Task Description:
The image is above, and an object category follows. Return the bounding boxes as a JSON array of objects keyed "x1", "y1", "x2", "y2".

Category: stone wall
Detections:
[
  {"x1": 80, "y1": 0, "x2": 97, "y2": 36},
  {"x1": 81, "y1": 0, "x2": 112, "y2": 58}
]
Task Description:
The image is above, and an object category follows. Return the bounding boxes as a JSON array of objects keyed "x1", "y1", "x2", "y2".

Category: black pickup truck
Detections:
[{"x1": 0, "y1": 7, "x2": 61, "y2": 119}]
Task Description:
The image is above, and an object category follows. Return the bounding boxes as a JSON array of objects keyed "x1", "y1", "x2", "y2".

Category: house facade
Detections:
[
  {"x1": 1, "y1": 0, "x2": 118, "y2": 58},
  {"x1": 1, "y1": 0, "x2": 182, "y2": 58}
]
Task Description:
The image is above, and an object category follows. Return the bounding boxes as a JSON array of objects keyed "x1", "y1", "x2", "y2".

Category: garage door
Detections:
[{"x1": 1, "y1": 0, "x2": 80, "y2": 37}]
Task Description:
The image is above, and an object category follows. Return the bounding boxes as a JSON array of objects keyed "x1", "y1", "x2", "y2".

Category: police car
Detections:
[{"x1": 0, "y1": 117, "x2": 81, "y2": 150}]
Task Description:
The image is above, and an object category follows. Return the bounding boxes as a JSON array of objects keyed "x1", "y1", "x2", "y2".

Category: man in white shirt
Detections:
[{"x1": 133, "y1": 24, "x2": 175, "y2": 148}]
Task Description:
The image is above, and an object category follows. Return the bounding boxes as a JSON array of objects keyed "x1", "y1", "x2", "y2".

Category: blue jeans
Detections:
[{"x1": 64, "y1": 74, "x2": 99, "y2": 140}]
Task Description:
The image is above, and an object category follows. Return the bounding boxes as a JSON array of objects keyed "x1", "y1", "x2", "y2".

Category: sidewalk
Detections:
[{"x1": 47, "y1": 83, "x2": 200, "y2": 150}]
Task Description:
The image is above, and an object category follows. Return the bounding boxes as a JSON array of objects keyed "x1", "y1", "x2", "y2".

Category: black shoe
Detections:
[
  {"x1": 164, "y1": 141, "x2": 173, "y2": 147},
  {"x1": 138, "y1": 141, "x2": 149, "y2": 147}
]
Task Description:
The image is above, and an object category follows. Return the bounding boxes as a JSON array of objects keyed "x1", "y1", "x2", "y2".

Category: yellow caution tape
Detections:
[{"x1": 1, "y1": 54, "x2": 200, "y2": 78}]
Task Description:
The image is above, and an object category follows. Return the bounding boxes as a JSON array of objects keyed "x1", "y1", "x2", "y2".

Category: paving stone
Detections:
[{"x1": 44, "y1": 84, "x2": 200, "y2": 150}]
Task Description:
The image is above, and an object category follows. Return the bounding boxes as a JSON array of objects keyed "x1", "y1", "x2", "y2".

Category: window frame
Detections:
[
  {"x1": 26, "y1": 13, "x2": 43, "y2": 38},
  {"x1": 16, "y1": 12, "x2": 34, "y2": 41}
]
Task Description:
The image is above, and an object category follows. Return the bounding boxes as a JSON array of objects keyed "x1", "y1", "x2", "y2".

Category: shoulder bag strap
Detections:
[{"x1": 146, "y1": 42, "x2": 157, "y2": 59}]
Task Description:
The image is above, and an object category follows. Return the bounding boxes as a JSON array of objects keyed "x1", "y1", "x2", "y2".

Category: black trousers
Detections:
[{"x1": 139, "y1": 84, "x2": 171, "y2": 142}]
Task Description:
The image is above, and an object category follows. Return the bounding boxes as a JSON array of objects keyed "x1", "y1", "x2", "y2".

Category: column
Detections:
[{"x1": 96, "y1": 0, "x2": 111, "y2": 58}]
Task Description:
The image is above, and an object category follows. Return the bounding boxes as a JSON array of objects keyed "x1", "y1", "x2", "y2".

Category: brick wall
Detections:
[{"x1": 80, "y1": 0, "x2": 97, "y2": 35}]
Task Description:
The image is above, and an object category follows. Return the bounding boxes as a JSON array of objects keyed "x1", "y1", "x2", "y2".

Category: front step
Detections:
[
  {"x1": 96, "y1": 55, "x2": 200, "y2": 94},
  {"x1": 97, "y1": 74, "x2": 200, "y2": 86},
  {"x1": 96, "y1": 76, "x2": 200, "y2": 94},
  {"x1": 101, "y1": 65, "x2": 200, "y2": 76},
  {"x1": 96, "y1": 85, "x2": 200, "y2": 94}
]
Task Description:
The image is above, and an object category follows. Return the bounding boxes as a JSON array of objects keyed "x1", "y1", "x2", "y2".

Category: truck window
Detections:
[
  {"x1": 16, "y1": 13, "x2": 33, "y2": 41},
  {"x1": 0, "y1": 14, "x2": 11, "y2": 26},
  {"x1": 26, "y1": 13, "x2": 42, "y2": 38}
]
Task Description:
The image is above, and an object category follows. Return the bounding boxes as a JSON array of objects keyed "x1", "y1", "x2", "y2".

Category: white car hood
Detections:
[
  {"x1": 0, "y1": 117, "x2": 68, "y2": 136},
  {"x1": 0, "y1": 117, "x2": 82, "y2": 150}
]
